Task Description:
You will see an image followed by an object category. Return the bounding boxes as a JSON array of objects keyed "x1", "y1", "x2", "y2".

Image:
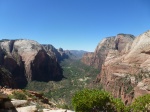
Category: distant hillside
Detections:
[{"x1": 69, "y1": 50, "x2": 88, "y2": 59}]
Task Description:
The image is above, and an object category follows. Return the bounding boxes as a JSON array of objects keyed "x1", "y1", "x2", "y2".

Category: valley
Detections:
[
  {"x1": 26, "y1": 59, "x2": 100, "y2": 109},
  {"x1": 1, "y1": 30, "x2": 150, "y2": 111}
]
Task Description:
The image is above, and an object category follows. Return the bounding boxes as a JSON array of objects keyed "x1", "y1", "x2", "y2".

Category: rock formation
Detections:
[
  {"x1": 0, "y1": 67, "x2": 16, "y2": 88},
  {"x1": 0, "y1": 89, "x2": 75, "y2": 112},
  {"x1": 43, "y1": 45, "x2": 73, "y2": 62},
  {"x1": 0, "y1": 39, "x2": 63, "y2": 88},
  {"x1": 94, "y1": 30, "x2": 150, "y2": 104},
  {"x1": 82, "y1": 34, "x2": 135, "y2": 69}
]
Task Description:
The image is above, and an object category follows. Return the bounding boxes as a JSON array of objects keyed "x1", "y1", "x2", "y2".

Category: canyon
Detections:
[{"x1": 1, "y1": 30, "x2": 150, "y2": 111}]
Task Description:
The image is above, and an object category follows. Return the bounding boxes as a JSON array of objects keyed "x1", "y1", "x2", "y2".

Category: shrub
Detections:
[
  {"x1": 129, "y1": 94, "x2": 150, "y2": 112},
  {"x1": 11, "y1": 91, "x2": 27, "y2": 100},
  {"x1": 72, "y1": 89, "x2": 125, "y2": 112},
  {"x1": 57, "y1": 103, "x2": 70, "y2": 109},
  {"x1": 111, "y1": 98, "x2": 126, "y2": 112}
]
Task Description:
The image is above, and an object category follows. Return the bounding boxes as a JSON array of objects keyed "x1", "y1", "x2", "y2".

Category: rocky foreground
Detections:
[
  {"x1": 0, "y1": 88, "x2": 74, "y2": 112},
  {"x1": 82, "y1": 30, "x2": 150, "y2": 104}
]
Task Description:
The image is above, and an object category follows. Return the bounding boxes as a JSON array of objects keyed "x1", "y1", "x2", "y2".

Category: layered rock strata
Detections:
[{"x1": 95, "y1": 30, "x2": 150, "y2": 104}]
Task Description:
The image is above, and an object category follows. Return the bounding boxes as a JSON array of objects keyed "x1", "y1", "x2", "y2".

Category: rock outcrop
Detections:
[
  {"x1": 0, "y1": 92, "x2": 17, "y2": 112},
  {"x1": 43, "y1": 45, "x2": 73, "y2": 62},
  {"x1": 95, "y1": 30, "x2": 150, "y2": 104},
  {"x1": 82, "y1": 34, "x2": 135, "y2": 69},
  {"x1": 0, "y1": 89, "x2": 74, "y2": 112},
  {"x1": 0, "y1": 67, "x2": 16, "y2": 88},
  {"x1": 0, "y1": 39, "x2": 63, "y2": 88}
]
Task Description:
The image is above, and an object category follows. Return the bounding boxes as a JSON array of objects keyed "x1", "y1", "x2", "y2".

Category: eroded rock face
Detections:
[
  {"x1": 43, "y1": 45, "x2": 71, "y2": 62},
  {"x1": 31, "y1": 50, "x2": 63, "y2": 81},
  {"x1": 0, "y1": 67, "x2": 16, "y2": 88},
  {"x1": 43, "y1": 44, "x2": 62, "y2": 62},
  {"x1": 96, "y1": 30, "x2": 150, "y2": 104},
  {"x1": 81, "y1": 34, "x2": 135, "y2": 69},
  {"x1": 0, "y1": 39, "x2": 63, "y2": 88},
  {"x1": 82, "y1": 36, "x2": 116, "y2": 69}
]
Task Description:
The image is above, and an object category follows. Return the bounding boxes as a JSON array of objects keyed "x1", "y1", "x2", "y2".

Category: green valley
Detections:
[{"x1": 25, "y1": 59, "x2": 100, "y2": 109}]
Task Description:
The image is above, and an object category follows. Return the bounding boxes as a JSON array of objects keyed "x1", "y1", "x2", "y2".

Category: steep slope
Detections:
[
  {"x1": 82, "y1": 34, "x2": 135, "y2": 69},
  {"x1": 96, "y1": 30, "x2": 150, "y2": 104},
  {"x1": 0, "y1": 39, "x2": 63, "y2": 88},
  {"x1": 0, "y1": 67, "x2": 16, "y2": 88},
  {"x1": 43, "y1": 45, "x2": 71, "y2": 62}
]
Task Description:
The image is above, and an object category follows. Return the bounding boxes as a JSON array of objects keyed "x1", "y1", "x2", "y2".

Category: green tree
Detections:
[
  {"x1": 129, "y1": 94, "x2": 150, "y2": 112},
  {"x1": 72, "y1": 89, "x2": 125, "y2": 112}
]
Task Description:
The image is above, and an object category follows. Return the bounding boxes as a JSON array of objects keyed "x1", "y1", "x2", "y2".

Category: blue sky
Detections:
[{"x1": 0, "y1": 0, "x2": 150, "y2": 51}]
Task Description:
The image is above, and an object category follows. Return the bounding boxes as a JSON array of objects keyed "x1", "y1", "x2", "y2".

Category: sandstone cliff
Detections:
[
  {"x1": 81, "y1": 34, "x2": 135, "y2": 69},
  {"x1": 0, "y1": 39, "x2": 63, "y2": 88},
  {"x1": 43, "y1": 45, "x2": 70, "y2": 62},
  {"x1": 95, "y1": 30, "x2": 150, "y2": 104}
]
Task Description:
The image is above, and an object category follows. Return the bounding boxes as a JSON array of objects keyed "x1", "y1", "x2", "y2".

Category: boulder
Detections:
[
  {"x1": 43, "y1": 109, "x2": 75, "y2": 112},
  {"x1": 4, "y1": 100, "x2": 28, "y2": 108},
  {"x1": 16, "y1": 105, "x2": 37, "y2": 112}
]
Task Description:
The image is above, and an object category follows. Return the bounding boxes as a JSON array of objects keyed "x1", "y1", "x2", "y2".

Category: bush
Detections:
[
  {"x1": 72, "y1": 89, "x2": 125, "y2": 112},
  {"x1": 129, "y1": 94, "x2": 150, "y2": 112},
  {"x1": 11, "y1": 91, "x2": 27, "y2": 100},
  {"x1": 111, "y1": 98, "x2": 126, "y2": 112},
  {"x1": 57, "y1": 103, "x2": 70, "y2": 109}
]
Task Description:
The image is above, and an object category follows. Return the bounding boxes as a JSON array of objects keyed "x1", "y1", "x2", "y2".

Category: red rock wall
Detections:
[{"x1": 96, "y1": 31, "x2": 150, "y2": 104}]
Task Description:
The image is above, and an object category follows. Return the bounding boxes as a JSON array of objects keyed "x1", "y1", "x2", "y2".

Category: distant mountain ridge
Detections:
[
  {"x1": 42, "y1": 45, "x2": 70, "y2": 62},
  {"x1": 69, "y1": 50, "x2": 88, "y2": 59}
]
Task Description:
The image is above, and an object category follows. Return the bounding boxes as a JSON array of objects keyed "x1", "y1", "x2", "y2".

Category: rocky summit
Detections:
[
  {"x1": 86, "y1": 30, "x2": 150, "y2": 104},
  {"x1": 42, "y1": 45, "x2": 72, "y2": 62},
  {"x1": 0, "y1": 39, "x2": 64, "y2": 88},
  {"x1": 81, "y1": 34, "x2": 135, "y2": 69}
]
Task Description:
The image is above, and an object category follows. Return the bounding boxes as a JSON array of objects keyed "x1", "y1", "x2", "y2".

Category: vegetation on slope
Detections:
[
  {"x1": 72, "y1": 89, "x2": 150, "y2": 112},
  {"x1": 26, "y1": 59, "x2": 100, "y2": 109},
  {"x1": 5, "y1": 58, "x2": 150, "y2": 111}
]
